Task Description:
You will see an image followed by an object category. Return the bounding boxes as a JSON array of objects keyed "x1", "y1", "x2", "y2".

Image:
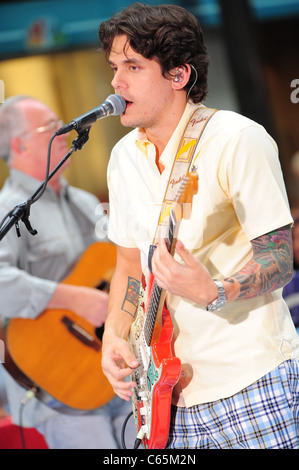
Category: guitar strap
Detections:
[{"x1": 148, "y1": 105, "x2": 217, "y2": 270}]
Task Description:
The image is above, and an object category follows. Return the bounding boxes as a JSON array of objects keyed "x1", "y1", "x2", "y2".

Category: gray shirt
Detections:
[{"x1": 0, "y1": 169, "x2": 108, "y2": 426}]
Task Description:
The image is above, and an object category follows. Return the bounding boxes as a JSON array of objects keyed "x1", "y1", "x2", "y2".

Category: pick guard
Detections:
[{"x1": 129, "y1": 288, "x2": 181, "y2": 449}]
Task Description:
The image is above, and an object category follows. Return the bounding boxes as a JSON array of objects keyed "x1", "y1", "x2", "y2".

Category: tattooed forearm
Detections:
[
  {"x1": 121, "y1": 276, "x2": 141, "y2": 318},
  {"x1": 224, "y1": 225, "x2": 293, "y2": 300}
]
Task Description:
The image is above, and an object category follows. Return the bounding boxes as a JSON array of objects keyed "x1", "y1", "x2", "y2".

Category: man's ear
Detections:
[
  {"x1": 171, "y1": 64, "x2": 191, "y2": 89},
  {"x1": 11, "y1": 136, "x2": 26, "y2": 153}
]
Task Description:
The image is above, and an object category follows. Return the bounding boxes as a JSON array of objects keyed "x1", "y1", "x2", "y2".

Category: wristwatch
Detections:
[{"x1": 206, "y1": 279, "x2": 226, "y2": 311}]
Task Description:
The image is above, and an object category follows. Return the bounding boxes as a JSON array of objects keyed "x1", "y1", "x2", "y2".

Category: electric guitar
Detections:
[
  {"x1": 129, "y1": 170, "x2": 198, "y2": 449},
  {"x1": 0, "y1": 242, "x2": 116, "y2": 412}
]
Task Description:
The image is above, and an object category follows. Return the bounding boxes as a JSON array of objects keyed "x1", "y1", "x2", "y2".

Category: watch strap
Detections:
[{"x1": 206, "y1": 279, "x2": 226, "y2": 311}]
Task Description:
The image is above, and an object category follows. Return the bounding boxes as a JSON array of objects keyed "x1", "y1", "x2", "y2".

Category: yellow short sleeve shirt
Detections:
[{"x1": 108, "y1": 103, "x2": 299, "y2": 406}]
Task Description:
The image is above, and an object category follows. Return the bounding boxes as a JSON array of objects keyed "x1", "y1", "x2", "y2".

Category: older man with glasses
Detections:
[{"x1": 0, "y1": 95, "x2": 135, "y2": 449}]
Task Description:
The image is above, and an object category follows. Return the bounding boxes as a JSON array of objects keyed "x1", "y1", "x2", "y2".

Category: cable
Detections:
[
  {"x1": 121, "y1": 411, "x2": 133, "y2": 449},
  {"x1": 134, "y1": 438, "x2": 142, "y2": 449},
  {"x1": 121, "y1": 411, "x2": 143, "y2": 449},
  {"x1": 134, "y1": 428, "x2": 145, "y2": 449},
  {"x1": 186, "y1": 64, "x2": 198, "y2": 101},
  {"x1": 19, "y1": 387, "x2": 37, "y2": 449},
  {"x1": 31, "y1": 134, "x2": 56, "y2": 204}
]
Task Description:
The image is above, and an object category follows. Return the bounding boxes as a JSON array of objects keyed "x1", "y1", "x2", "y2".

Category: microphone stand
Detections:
[{"x1": 0, "y1": 127, "x2": 90, "y2": 241}]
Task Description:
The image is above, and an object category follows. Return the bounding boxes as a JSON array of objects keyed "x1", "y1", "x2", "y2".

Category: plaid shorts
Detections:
[{"x1": 167, "y1": 359, "x2": 299, "y2": 449}]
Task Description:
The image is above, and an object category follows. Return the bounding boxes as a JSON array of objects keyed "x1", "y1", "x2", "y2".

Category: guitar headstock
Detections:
[{"x1": 173, "y1": 170, "x2": 198, "y2": 221}]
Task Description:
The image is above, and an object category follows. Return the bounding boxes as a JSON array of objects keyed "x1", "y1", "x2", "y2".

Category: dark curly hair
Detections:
[{"x1": 99, "y1": 3, "x2": 209, "y2": 103}]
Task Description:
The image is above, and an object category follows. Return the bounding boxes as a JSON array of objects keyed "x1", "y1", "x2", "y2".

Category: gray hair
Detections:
[{"x1": 0, "y1": 95, "x2": 32, "y2": 163}]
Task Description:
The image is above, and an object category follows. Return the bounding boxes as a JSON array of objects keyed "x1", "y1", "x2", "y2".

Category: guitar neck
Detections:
[
  {"x1": 144, "y1": 281, "x2": 164, "y2": 346},
  {"x1": 144, "y1": 212, "x2": 179, "y2": 346}
]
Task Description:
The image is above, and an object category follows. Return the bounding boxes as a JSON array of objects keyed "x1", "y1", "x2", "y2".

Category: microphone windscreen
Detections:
[{"x1": 106, "y1": 94, "x2": 126, "y2": 115}]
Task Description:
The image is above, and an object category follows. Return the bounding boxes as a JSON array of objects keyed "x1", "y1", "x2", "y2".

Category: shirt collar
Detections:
[{"x1": 134, "y1": 101, "x2": 204, "y2": 168}]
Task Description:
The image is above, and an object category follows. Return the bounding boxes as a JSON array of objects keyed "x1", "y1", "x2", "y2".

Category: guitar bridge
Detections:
[{"x1": 61, "y1": 316, "x2": 101, "y2": 351}]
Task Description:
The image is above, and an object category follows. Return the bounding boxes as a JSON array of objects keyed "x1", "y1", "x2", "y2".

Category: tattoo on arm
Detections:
[
  {"x1": 224, "y1": 225, "x2": 293, "y2": 300},
  {"x1": 121, "y1": 276, "x2": 141, "y2": 318}
]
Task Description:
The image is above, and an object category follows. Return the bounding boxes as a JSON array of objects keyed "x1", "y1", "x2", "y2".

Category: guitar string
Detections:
[
  {"x1": 144, "y1": 213, "x2": 175, "y2": 346},
  {"x1": 143, "y1": 175, "x2": 190, "y2": 345}
]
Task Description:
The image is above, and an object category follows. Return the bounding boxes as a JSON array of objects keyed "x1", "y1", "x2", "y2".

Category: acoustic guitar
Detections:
[
  {"x1": 1, "y1": 242, "x2": 116, "y2": 411},
  {"x1": 129, "y1": 171, "x2": 198, "y2": 448}
]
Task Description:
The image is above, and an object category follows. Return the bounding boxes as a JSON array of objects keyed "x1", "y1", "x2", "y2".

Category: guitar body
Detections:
[
  {"x1": 129, "y1": 272, "x2": 181, "y2": 449},
  {"x1": 2, "y1": 242, "x2": 116, "y2": 411}
]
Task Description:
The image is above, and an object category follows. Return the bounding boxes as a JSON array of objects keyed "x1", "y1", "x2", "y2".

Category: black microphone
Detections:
[{"x1": 55, "y1": 94, "x2": 126, "y2": 135}]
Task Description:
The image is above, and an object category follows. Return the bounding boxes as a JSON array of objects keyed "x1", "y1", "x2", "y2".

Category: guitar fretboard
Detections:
[
  {"x1": 144, "y1": 212, "x2": 175, "y2": 346},
  {"x1": 144, "y1": 281, "x2": 163, "y2": 346}
]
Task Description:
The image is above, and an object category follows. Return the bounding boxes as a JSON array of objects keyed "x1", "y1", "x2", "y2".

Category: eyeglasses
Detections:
[
  {"x1": 31, "y1": 119, "x2": 64, "y2": 134},
  {"x1": 21, "y1": 119, "x2": 64, "y2": 136}
]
